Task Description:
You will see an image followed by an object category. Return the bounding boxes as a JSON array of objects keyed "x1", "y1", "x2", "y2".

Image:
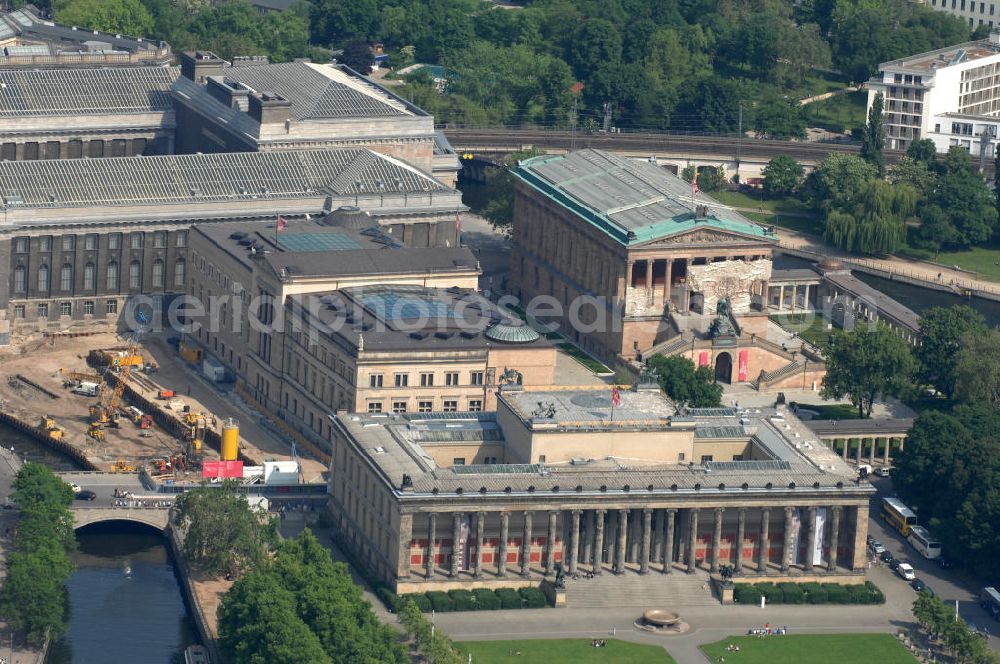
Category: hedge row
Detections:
[
  {"x1": 733, "y1": 581, "x2": 885, "y2": 605},
  {"x1": 378, "y1": 586, "x2": 549, "y2": 612}
]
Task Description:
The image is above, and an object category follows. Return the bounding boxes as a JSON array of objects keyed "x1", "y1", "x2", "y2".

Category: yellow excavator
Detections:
[
  {"x1": 88, "y1": 333, "x2": 144, "y2": 441},
  {"x1": 110, "y1": 458, "x2": 136, "y2": 473},
  {"x1": 38, "y1": 415, "x2": 63, "y2": 440}
]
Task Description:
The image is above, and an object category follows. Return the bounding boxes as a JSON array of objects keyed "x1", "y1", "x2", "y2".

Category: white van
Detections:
[{"x1": 72, "y1": 381, "x2": 99, "y2": 397}]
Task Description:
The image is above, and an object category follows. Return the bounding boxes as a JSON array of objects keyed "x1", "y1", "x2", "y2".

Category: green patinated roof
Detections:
[{"x1": 513, "y1": 149, "x2": 777, "y2": 247}]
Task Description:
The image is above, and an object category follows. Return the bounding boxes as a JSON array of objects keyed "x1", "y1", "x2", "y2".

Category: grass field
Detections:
[
  {"x1": 742, "y1": 211, "x2": 824, "y2": 236},
  {"x1": 804, "y1": 90, "x2": 867, "y2": 133},
  {"x1": 701, "y1": 634, "x2": 916, "y2": 664},
  {"x1": 930, "y1": 242, "x2": 1000, "y2": 282},
  {"x1": 707, "y1": 190, "x2": 812, "y2": 216},
  {"x1": 792, "y1": 402, "x2": 865, "y2": 420},
  {"x1": 557, "y1": 342, "x2": 612, "y2": 374},
  {"x1": 456, "y1": 639, "x2": 676, "y2": 664},
  {"x1": 769, "y1": 313, "x2": 833, "y2": 347}
]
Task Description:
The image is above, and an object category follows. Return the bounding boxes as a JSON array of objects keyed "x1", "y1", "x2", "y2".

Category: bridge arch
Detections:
[{"x1": 73, "y1": 509, "x2": 170, "y2": 532}]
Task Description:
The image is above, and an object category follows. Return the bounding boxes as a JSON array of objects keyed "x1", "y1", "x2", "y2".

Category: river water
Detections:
[{"x1": 0, "y1": 424, "x2": 199, "y2": 664}]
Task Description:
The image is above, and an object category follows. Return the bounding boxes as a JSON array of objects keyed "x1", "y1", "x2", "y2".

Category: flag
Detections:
[
  {"x1": 611, "y1": 386, "x2": 621, "y2": 407},
  {"x1": 692, "y1": 171, "x2": 699, "y2": 195},
  {"x1": 276, "y1": 215, "x2": 288, "y2": 232}
]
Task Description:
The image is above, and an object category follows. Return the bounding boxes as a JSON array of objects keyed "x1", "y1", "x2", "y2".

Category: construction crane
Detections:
[{"x1": 88, "y1": 312, "x2": 147, "y2": 441}]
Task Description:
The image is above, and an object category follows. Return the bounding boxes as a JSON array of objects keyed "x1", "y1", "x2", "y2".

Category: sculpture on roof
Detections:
[
  {"x1": 531, "y1": 401, "x2": 557, "y2": 418},
  {"x1": 639, "y1": 365, "x2": 659, "y2": 386},
  {"x1": 499, "y1": 367, "x2": 523, "y2": 385}
]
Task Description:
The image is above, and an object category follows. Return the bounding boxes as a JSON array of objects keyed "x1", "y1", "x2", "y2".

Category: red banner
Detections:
[
  {"x1": 698, "y1": 351, "x2": 710, "y2": 367},
  {"x1": 738, "y1": 350, "x2": 749, "y2": 382},
  {"x1": 202, "y1": 460, "x2": 244, "y2": 479}
]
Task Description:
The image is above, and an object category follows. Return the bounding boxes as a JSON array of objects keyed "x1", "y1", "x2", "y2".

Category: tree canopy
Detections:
[
  {"x1": 916, "y1": 305, "x2": 988, "y2": 398},
  {"x1": 646, "y1": 354, "x2": 723, "y2": 408},
  {"x1": 953, "y1": 326, "x2": 1000, "y2": 409},
  {"x1": 55, "y1": 0, "x2": 153, "y2": 36},
  {"x1": 762, "y1": 156, "x2": 804, "y2": 196},
  {"x1": 820, "y1": 324, "x2": 916, "y2": 417}
]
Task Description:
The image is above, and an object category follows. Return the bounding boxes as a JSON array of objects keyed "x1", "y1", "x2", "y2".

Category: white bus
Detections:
[{"x1": 907, "y1": 525, "x2": 942, "y2": 560}]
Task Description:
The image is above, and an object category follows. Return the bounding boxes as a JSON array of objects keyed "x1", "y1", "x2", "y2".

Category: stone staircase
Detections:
[{"x1": 564, "y1": 569, "x2": 718, "y2": 608}]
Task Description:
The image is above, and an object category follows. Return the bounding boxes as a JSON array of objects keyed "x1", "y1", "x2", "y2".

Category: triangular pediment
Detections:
[{"x1": 634, "y1": 226, "x2": 775, "y2": 248}]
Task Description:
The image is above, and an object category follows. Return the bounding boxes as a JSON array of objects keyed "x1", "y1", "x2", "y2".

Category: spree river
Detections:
[{"x1": 0, "y1": 425, "x2": 199, "y2": 664}]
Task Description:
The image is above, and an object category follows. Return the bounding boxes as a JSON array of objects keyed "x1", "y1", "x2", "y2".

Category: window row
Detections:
[
  {"x1": 366, "y1": 399, "x2": 483, "y2": 414},
  {"x1": 12, "y1": 231, "x2": 187, "y2": 254},
  {"x1": 13, "y1": 299, "x2": 119, "y2": 319},
  {"x1": 12, "y1": 259, "x2": 186, "y2": 293},
  {"x1": 368, "y1": 370, "x2": 485, "y2": 388}
]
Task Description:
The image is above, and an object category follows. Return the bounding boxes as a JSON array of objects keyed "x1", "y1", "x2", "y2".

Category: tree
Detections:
[
  {"x1": 762, "y1": 155, "x2": 804, "y2": 196},
  {"x1": 806, "y1": 153, "x2": 877, "y2": 212},
  {"x1": 340, "y1": 40, "x2": 373, "y2": 74},
  {"x1": 929, "y1": 147, "x2": 998, "y2": 248},
  {"x1": 478, "y1": 148, "x2": 544, "y2": 232},
  {"x1": 860, "y1": 92, "x2": 886, "y2": 177},
  {"x1": 56, "y1": 0, "x2": 153, "y2": 35},
  {"x1": 888, "y1": 156, "x2": 936, "y2": 193},
  {"x1": 646, "y1": 354, "x2": 723, "y2": 408},
  {"x1": 569, "y1": 19, "x2": 622, "y2": 77},
  {"x1": 820, "y1": 324, "x2": 916, "y2": 418},
  {"x1": 916, "y1": 306, "x2": 987, "y2": 398},
  {"x1": 262, "y1": 9, "x2": 312, "y2": 63},
  {"x1": 907, "y1": 138, "x2": 937, "y2": 163},
  {"x1": 753, "y1": 95, "x2": 807, "y2": 140},
  {"x1": 953, "y1": 327, "x2": 1000, "y2": 409},
  {"x1": 172, "y1": 481, "x2": 279, "y2": 576},
  {"x1": 823, "y1": 180, "x2": 914, "y2": 254}
]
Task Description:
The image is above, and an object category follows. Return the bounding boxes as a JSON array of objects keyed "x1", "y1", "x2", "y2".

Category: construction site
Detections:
[{"x1": 0, "y1": 330, "x2": 328, "y2": 485}]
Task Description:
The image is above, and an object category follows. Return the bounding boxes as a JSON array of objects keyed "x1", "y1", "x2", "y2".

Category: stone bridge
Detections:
[{"x1": 72, "y1": 506, "x2": 171, "y2": 531}]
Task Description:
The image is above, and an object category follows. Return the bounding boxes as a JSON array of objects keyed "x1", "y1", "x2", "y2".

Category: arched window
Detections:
[
  {"x1": 129, "y1": 260, "x2": 141, "y2": 289},
  {"x1": 37, "y1": 264, "x2": 49, "y2": 292},
  {"x1": 106, "y1": 261, "x2": 119, "y2": 290},
  {"x1": 83, "y1": 263, "x2": 95, "y2": 291},
  {"x1": 60, "y1": 263, "x2": 73, "y2": 291},
  {"x1": 13, "y1": 265, "x2": 26, "y2": 293},
  {"x1": 173, "y1": 259, "x2": 186, "y2": 288},
  {"x1": 151, "y1": 259, "x2": 164, "y2": 288}
]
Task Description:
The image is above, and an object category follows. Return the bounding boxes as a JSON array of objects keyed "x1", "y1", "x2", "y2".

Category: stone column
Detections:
[
  {"x1": 629, "y1": 509, "x2": 641, "y2": 563},
  {"x1": 803, "y1": 507, "x2": 817, "y2": 572},
  {"x1": 626, "y1": 261, "x2": 634, "y2": 290},
  {"x1": 869, "y1": 437, "x2": 877, "y2": 464},
  {"x1": 450, "y1": 512, "x2": 464, "y2": 578},
  {"x1": 568, "y1": 510, "x2": 582, "y2": 575},
  {"x1": 781, "y1": 507, "x2": 794, "y2": 573},
  {"x1": 664, "y1": 259, "x2": 673, "y2": 305},
  {"x1": 521, "y1": 511, "x2": 533, "y2": 577},
  {"x1": 545, "y1": 510, "x2": 558, "y2": 575},
  {"x1": 615, "y1": 509, "x2": 628, "y2": 574},
  {"x1": 644, "y1": 260, "x2": 653, "y2": 292},
  {"x1": 473, "y1": 511, "x2": 486, "y2": 578},
  {"x1": 425, "y1": 513, "x2": 437, "y2": 578},
  {"x1": 828, "y1": 506, "x2": 842, "y2": 573},
  {"x1": 734, "y1": 508, "x2": 747, "y2": 574},
  {"x1": 498, "y1": 512, "x2": 509, "y2": 577},
  {"x1": 842, "y1": 438, "x2": 849, "y2": 461},
  {"x1": 884, "y1": 438, "x2": 892, "y2": 464},
  {"x1": 640, "y1": 508, "x2": 653, "y2": 574},
  {"x1": 397, "y1": 513, "x2": 413, "y2": 579},
  {"x1": 711, "y1": 507, "x2": 724, "y2": 573},
  {"x1": 593, "y1": 509, "x2": 606, "y2": 576},
  {"x1": 687, "y1": 508, "x2": 699, "y2": 573},
  {"x1": 778, "y1": 285, "x2": 785, "y2": 309},
  {"x1": 856, "y1": 437, "x2": 863, "y2": 464},
  {"x1": 851, "y1": 504, "x2": 869, "y2": 572},
  {"x1": 757, "y1": 508, "x2": 770, "y2": 574},
  {"x1": 583, "y1": 510, "x2": 594, "y2": 565},
  {"x1": 663, "y1": 508, "x2": 676, "y2": 574}
]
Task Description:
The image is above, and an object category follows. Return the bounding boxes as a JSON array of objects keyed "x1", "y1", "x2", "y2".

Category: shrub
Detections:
[
  {"x1": 733, "y1": 583, "x2": 762, "y2": 605},
  {"x1": 426, "y1": 591, "x2": 454, "y2": 612},
  {"x1": 519, "y1": 586, "x2": 547, "y2": 608},
  {"x1": 803, "y1": 583, "x2": 828, "y2": 604},
  {"x1": 847, "y1": 584, "x2": 872, "y2": 604},
  {"x1": 778, "y1": 582, "x2": 804, "y2": 604},
  {"x1": 410, "y1": 593, "x2": 433, "y2": 612},
  {"x1": 449, "y1": 589, "x2": 477, "y2": 611},
  {"x1": 756, "y1": 582, "x2": 784, "y2": 604},
  {"x1": 496, "y1": 588, "x2": 523, "y2": 609},
  {"x1": 865, "y1": 581, "x2": 886, "y2": 604},
  {"x1": 473, "y1": 588, "x2": 501, "y2": 610},
  {"x1": 823, "y1": 583, "x2": 851, "y2": 604},
  {"x1": 376, "y1": 586, "x2": 401, "y2": 612}
]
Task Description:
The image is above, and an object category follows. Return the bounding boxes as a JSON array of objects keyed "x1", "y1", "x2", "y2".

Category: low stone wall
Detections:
[
  {"x1": 396, "y1": 577, "x2": 544, "y2": 595},
  {"x1": 166, "y1": 525, "x2": 224, "y2": 664}
]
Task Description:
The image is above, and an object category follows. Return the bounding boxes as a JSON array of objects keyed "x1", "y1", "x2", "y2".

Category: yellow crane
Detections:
[{"x1": 88, "y1": 325, "x2": 145, "y2": 441}]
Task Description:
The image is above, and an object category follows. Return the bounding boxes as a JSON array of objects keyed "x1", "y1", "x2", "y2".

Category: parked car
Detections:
[
  {"x1": 871, "y1": 540, "x2": 887, "y2": 555},
  {"x1": 874, "y1": 467, "x2": 892, "y2": 477},
  {"x1": 75, "y1": 490, "x2": 97, "y2": 501},
  {"x1": 911, "y1": 578, "x2": 926, "y2": 592},
  {"x1": 888, "y1": 557, "x2": 902, "y2": 571},
  {"x1": 66, "y1": 482, "x2": 81, "y2": 493},
  {"x1": 880, "y1": 550, "x2": 895, "y2": 564},
  {"x1": 897, "y1": 563, "x2": 916, "y2": 581}
]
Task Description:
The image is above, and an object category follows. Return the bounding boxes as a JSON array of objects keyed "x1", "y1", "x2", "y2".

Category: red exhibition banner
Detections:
[
  {"x1": 698, "y1": 351, "x2": 710, "y2": 367},
  {"x1": 202, "y1": 460, "x2": 244, "y2": 479},
  {"x1": 738, "y1": 350, "x2": 749, "y2": 382}
]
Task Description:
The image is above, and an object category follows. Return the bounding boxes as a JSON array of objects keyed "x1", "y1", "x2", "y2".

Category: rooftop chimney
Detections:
[
  {"x1": 249, "y1": 91, "x2": 292, "y2": 125},
  {"x1": 180, "y1": 50, "x2": 226, "y2": 83}
]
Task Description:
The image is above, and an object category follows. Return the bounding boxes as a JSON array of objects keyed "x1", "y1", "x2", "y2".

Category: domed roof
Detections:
[
  {"x1": 485, "y1": 322, "x2": 541, "y2": 344},
  {"x1": 323, "y1": 205, "x2": 374, "y2": 230},
  {"x1": 818, "y1": 257, "x2": 846, "y2": 271}
]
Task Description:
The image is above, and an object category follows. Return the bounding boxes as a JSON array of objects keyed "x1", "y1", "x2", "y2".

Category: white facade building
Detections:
[
  {"x1": 919, "y1": 0, "x2": 1000, "y2": 29},
  {"x1": 868, "y1": 34, "x2": 1000, "y2": 156}
]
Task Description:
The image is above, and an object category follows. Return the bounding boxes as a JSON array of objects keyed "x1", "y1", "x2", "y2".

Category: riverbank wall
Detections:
[
  {"x1": 0, "y1": 410, "x2": 95, "y2": 470},
  {"x1": 166, "y1": 525, "x2": 224, "y2": 664}
]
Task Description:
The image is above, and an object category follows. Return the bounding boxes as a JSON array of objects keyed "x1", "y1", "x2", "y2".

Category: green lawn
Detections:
[
  {"x1": 707, "y1": 190, "x2": 812, "y2": 216},
  {"x1": 787, "y1": 71, "x2": 851, "y2": 101},
  {"x1": 742, "y1": 211, "x2": 824, "y2": 236},
  {"x1": 804, "y1": 90, "x2": 867, "y2": 133},
  {"x1": 557, "y1": 342, "x2": 612, "y2": 374},
  {"x1": 701, "y1": 634, "x2": 916, "y2": 664},
  {"x1": 930, "y1": 242, "x2": 1000, "y2": 282},
  {"x1": 769, "y1": 313, "x2": 834, "y2": 347},
  {"x1": 456, "y1": 638, "x2": 676, "y2": 664},
  {"x1": 792, "y1": 402, "x2": 866, "y2": 420}
]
